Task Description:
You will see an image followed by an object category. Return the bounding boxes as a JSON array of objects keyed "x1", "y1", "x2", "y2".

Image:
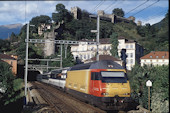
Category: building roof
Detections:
[
  {"x1": 0, "y1": 54, "x2": 16, "y2": 60},
  {"x1": 0, "y1": 59, "x2": 5, "y2": 62},
  {"x1": 140, "y1": 51, "x2": 169, "y2": 59},
  {"x1": 72, "y1": 37, "x2": 138, "y2": 46},
  {"x1": 91, "y1": 55, "x2": 121, "y2": 61}
]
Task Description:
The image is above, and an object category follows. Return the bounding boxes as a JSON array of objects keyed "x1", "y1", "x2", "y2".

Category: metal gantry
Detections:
[
  {"x1": 90, "y1": 14, "x2": 100, "y2": 61},
  {"x1": 24, "y1": 22, "x2": 96, "y2": 105}
]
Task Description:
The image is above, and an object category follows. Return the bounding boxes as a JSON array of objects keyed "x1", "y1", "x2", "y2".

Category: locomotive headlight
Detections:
[
  {"x1": 101, "y1": 92, "x2": 109, "y2": 95},
  {"x1": 123, "y1": 93, "x2": 130, "y2": 95}
]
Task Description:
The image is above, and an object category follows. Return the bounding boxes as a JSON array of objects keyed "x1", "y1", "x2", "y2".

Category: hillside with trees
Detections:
[{"x1": 0, "y1": 3, "x2": 168, "y2": 66}]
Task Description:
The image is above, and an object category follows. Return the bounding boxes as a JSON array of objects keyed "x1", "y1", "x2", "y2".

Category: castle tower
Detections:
[
  {"x1": 137, "y1": 21, "x2": 142, "y2": 26},
  {"x1": 128, "y1": 16, "x2": 135, "y2": 22},
  {"x1": 44, "y1": 31, "x2": 55, "y2": 56},
  {"x1": 71, "y1": 7, "x2": 81, "y2": 19},
  {"x1": 97, "y1": 10, "x2": 105, "y2": 16}
]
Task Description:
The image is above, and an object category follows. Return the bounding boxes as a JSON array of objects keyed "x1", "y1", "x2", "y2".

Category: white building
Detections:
[
  {"x1": 140, "y1": 51, "x2": 169, "y2": 66},
  {"x1": 71, "y1": 37, "x2": 144, "y2": 70},
  {"x1": 71, "y1": 38, "x2": 111, "y2": 62},
  {"x1": 118, "y1": 37, "x2": 144, "y2": 70}
]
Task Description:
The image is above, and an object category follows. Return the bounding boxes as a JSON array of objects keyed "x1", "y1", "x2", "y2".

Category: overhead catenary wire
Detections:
[
  {"x1": 132, "y1": 0, "x2": 160, "y2": 16},
  {"x1": 125, "y1": 0, "x2": 149, "y2": 16},
  {"x1": 90, "y1": 1, "x2": 103, "y2": 12},
  {"x1": 141, "y1": 10, "x2": 168, "y2": 25},
  {"x1": 90, "y1": 0, "x2": 105, "y2": 14},
  {"x1": 104, "y1": 0, "x2": 117, "y2": 12},
  {"x1": 25, "y1": 1, "x2": 27, "y2": 24}
]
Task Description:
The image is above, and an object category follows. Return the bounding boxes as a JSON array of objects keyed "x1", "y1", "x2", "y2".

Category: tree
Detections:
[
  {"x1": 30, "y1": 15, "x2": 51, "y2": 26},
  {"x1": 52, "y1": 3, "x2": 73, "y2": 23},
  {"x1": 10, "y1": 32, "x2": 18, "y2": 42},
  {"x1": 110, "y1": 32, "x2": 119, "y2": 58},
  {"x1": 128, "y1": 64, "x2": 169, "y2": 112},
  {"x1": 112, "y1": 8, "x2": 125, "y2": 17},
  {"x1": 0, "y1": 39, "x2": 11, "y2": 53},
  {"x1": 0, "y1": 61, "x2": 24, "y2": 112}
]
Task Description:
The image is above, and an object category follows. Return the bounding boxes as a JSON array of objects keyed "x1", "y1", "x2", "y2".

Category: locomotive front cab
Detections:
[
  {"x1": 100, "y1": 70, "x2": 130, "y2": 98},
  {"x1": 89, "y1": 69, "x2": 132, "y2": 110}
]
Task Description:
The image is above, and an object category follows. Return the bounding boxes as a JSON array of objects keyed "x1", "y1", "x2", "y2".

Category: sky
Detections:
[{"x1": 0, "y1": 0, "x2": 169, "y2": 26}]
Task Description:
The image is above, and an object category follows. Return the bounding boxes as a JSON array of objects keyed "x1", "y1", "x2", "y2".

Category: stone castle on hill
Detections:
[{"x1": 38, "y1": 6, "x2": 142, "y2": 56}]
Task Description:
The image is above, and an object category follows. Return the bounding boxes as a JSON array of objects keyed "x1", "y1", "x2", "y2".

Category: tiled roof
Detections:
[
  {"x1": 86, "y1": 38, "x2": 111, "y2": 44},
  {"x1": 77, "y1": 37, "x2": 137, "y2": 45},
  {"x1": 0, "y1": 59, "x2": 5, "y2": 62},
  {"x1": 91, "y1": 55, "x2": 121, "y2": 61},
  {"x1": 140, "y1": 51, "x2": 169, "y2": 59},
  {"x1": 0, "y1": 54, "x2": 16, "y2": 60}
]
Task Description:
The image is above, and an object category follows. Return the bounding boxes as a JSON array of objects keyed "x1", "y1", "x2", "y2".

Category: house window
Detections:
[
  {"x1": 126, "y1": 53, "x2": 129, "y2": 58},
  {"x1": 156, "y1": 56, "x2": 158, "y2": 58},
  {"x1": 126, "y1": 45, "x2": 129, "y2": 48},
  {"x1": 103, "y1": 46, "x2": 106, "y2": 50},
  {"x1": 84, "y1": 55, "x2": 86, "y2": 59},
  {"x1": 162, "y1": 56, "x2": 164, "y2": 58},
  {"x1": 130, "y1": 53, "x2": 133, "y2": 58},
  {"x1": 131, "y1": 59, "x2": 133, "y2": 64},
  {"x1": 91, "y1": 47, "x2": 94, "y2": 50},
  {"x1": 150, "y1": 56, "x2": 152, "y2": 58},
  {"x1": 130, "y1": 45, "x2": 133, "y2": 48},
  {"x1": 126, "y1": 59, "x2": 129, "y2": 64}
]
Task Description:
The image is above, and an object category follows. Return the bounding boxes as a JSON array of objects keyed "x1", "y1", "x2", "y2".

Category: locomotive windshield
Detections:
[
  {"x1": 101, "y1": 71, "x2": 127, "y2": 83},
  {"x1": 101, "y1": 71, "x2": 125, "y2": 77}
]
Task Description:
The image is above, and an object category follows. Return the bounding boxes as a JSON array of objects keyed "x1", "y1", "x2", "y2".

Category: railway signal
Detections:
[
  {"x1": 120, "y1": 49, "x2": 127, "y2": 69},
  {"x1": 146, "y1": 80, "x2": 152, "y2": 113}
]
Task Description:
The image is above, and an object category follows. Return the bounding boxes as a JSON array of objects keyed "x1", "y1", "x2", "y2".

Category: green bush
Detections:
[
  {"x1": 0, "y1": 61, "x2": 24, "y2": 105},
  {"x1": 128, "y1": 64, "x2": 169, "y2": 112}
]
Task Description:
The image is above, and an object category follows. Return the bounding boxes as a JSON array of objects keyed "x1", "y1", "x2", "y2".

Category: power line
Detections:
[
  {"x1": 142, "y1": 10, "x2": 167, "y2": 24},
  {"x1": 90, "y1": 1, "x2": 103, "y2": 13},
  {"x1": 105, "y1": 0, "x2": 124, "y2": 14},
  {"x1": 132, "y1": 0, "x2": 160, "y2": 16},
  {"x1": 25, "y1": 1, "x2": 26, "y2": 24},
  {"x1": 125, "y1": 0, "x2": 149, "y2": 16},
  {"x1": 104, "y1": 0, "x2": 117, "y2": 12},
  {"x1": 91, "y1": 0, "x2": 105, "y2": 14}
]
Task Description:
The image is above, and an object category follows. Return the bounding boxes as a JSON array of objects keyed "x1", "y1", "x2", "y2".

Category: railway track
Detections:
[
  {"x1": 32, "y1": 81, "x2": 106, "y2": 113},
  {"x1": 32, "y1": 81, "x2": 148, "y2": 113}
]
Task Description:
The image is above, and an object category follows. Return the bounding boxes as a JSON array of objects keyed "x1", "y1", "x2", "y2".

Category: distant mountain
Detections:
[{"x1": 0, "y1": 23, "x2": 23, "y2": 39}]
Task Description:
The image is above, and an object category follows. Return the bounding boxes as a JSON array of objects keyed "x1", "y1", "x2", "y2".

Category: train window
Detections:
[
  {"x1": 101, "y1": 71, "x2": 127, "y2": 83},
  {"x1": 91, "y1": 72, "x2": 101, "y2": 80},
  {"x1": 101, "y1": 71, "x2": 125, "y2": 77}
]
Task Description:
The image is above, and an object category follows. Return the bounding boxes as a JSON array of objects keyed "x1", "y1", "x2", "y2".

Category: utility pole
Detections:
[
  {"x1": 24, "y1": 23, "x2": 29, "y2": 105},
  {"x1": 96, "y1": 15, "x2": 100, "y2": 61},
  {"x1": 90, "y1": 14, "x2": 100, "y2": 61},
  {"x1": 60, "y1": 44, "x2": 62, "y2": 68},
  {"x1": 47, "y1": 61, "x2": 49, "y2": 72},
  {"x1": 64, "y1": 44, "x2": 68, "y2": 58}
]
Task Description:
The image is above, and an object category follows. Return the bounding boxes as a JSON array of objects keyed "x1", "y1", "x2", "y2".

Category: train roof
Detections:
[
  {"x1": 69, "y1": 60, "x2": 124, "y2": 71},
  {"x1": 51, "y1": 67, "x2": 70, "y2": 74}
]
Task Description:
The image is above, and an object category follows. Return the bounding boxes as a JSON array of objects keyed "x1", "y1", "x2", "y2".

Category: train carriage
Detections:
[{"x1": 65, "y1": 60, "x2": 132, "y2": 110}]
